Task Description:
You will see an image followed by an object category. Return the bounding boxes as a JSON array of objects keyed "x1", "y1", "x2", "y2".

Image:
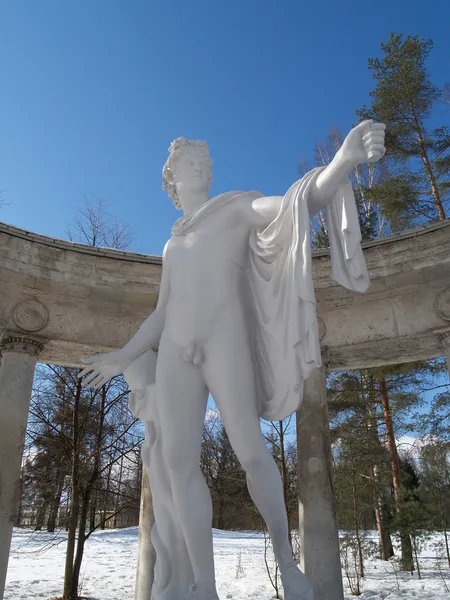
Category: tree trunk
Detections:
[
  {"x1": 379, "y1": 375, "x2": 414, "y2": 572},
  {"x1": 89, "y1": 496, "x2": 96, "y2": 532},
  {"x1": 352, "y1": 472, "x2": 364, "y2": 579},
  {"x1": 371, "y1": 466, "x2": 393, "y2": 560},
  {"x1": 437, "y1": 490, "x2": 450, "y2": 568},
  {"x1": 113, "y1": 452, "x2": 124, "y2": 528},
  {"x1": 443, "y1": 522, "x2": 450, "y2": 569},
  {"x1": 410, "y1": 102, "x2": 446, "y2": 220},
  {"x1": 34, "y1": 500, "x2": 49, "y2": 531},
  {"x1": 63, "y1": 378, "x2": 82, "y2": 600},
  {"x1": 278, "y1": 420, "x2": 292, "y2": 550},
  {"x1": 101, "y1": 461, "x2": 113, "y2": 530},
  {"x1": 418, "y1": 141, "x2": 445, "y2": 220},
  {"x1": 47, "y1": 470, "x2": 64, "y2": 532},
  {"x1": 412, "y1": 535, "x2": 421, "y2": 579},
  {"x1": 71, "y1": 490, "x2": 90, "y2": 598},
  {"x1": 365, "y1": 393, "x2": 394, "y2": 562},
  {"x1": 70, "y1": 385, "x2": 106, "y2": 599},
  {"x1": 381, "y1": 502, "x2": 394, "y2": 559}
]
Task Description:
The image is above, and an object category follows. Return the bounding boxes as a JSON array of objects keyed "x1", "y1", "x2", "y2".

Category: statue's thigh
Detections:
[
  {"x1": 203, "y1": 328, "x2": 260, "y2": 432},
  {"x1": 156, "y1": 338, "x2": 208, "y2": 458}
]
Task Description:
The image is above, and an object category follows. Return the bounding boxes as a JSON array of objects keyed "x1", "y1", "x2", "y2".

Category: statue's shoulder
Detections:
[
  {"x1": 211, "y1": 190, "x2": 263, "y2": 204},
  {"x1": 171, "y1": 191, "x2": 264, "y2": 237},
  {"x1": 213, "y1": 191, "x2": 264, "y2": 220}
]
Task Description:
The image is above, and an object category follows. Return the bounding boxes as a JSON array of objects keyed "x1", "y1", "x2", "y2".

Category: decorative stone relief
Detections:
[
  {"x1": 13, "y1": 299, "x2": 49, "y2": 332},
  {"x1": 435, "y1": 288, "x2": 450, "y2": 322}
]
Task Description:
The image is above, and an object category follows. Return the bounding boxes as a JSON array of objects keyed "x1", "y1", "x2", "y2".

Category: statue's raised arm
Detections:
[
  {"x1": 250, "y1": 119, "x2": 385, "y2": 227},
  {"x1": 247, "y1": 120, "x2": 385, "y2": 421}
]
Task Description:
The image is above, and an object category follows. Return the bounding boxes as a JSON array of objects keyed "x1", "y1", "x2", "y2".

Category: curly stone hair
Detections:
[{"x1": 162, "y1": 137, "x2": 213, "y2": 209}]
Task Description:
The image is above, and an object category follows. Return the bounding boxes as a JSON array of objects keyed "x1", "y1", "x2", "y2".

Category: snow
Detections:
[{"x1": 5, "y1": 527, "x2": 450, "y2": 600}]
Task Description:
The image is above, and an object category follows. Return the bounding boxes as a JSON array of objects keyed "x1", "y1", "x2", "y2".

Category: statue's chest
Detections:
[{"x1": 170, "y1": 227, "x2": 248, "y2": 272}]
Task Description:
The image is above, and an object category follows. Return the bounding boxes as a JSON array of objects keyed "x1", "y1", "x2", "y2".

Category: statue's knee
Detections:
[
  {"x1": 165, "y1": 450, "x2": 197, "y2": 480},
  {"x1": 240, "y1": 453, "x2": 266, "y2": 476}
]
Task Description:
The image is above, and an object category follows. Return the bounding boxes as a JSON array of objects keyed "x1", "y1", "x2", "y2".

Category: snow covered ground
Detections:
[{"x1": 5, "y1": 527, "x2": 450, "y2": 600}]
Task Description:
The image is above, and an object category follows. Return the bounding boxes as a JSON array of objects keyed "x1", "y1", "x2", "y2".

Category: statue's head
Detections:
[{"x1": 162, "y1": 137, "x2": 212, "y2": 209}]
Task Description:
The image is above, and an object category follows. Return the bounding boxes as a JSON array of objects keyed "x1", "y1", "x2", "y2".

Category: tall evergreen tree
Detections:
[
  {"x1": 420, "y1": 441, "x2": 450, "y2": 567},
  {"x1": 358, "y1": 34, "x2": 450, "y2": 228}
]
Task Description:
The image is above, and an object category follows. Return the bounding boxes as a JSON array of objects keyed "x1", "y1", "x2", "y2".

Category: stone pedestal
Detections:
[
  {"x1": 0, "y1": 333, "x2": 44, "y2": 600},
  {"x1": 135, "y1": 466, "x2": 155, "y2": 600},
  {"x1": 297, "y1": 367, "x2": 343, "y2": 600}
]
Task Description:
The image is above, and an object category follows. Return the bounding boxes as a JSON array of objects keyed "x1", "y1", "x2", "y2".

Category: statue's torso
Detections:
[{"x1": 163, "y1": 195, "x2": 255, "y2": 347}]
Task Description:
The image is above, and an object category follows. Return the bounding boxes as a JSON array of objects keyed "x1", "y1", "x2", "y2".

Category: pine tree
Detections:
[
  {"x1": 373, "y1": 361, "x2": 441, "y2": 571},
  {"x1": 358, "y1": 33, "x2": 450, "y2": 228},
  {"x1": 328, "y1": 370, "x2": 394, "y2": 561},
  {"x1": 420, "y1": 441, "x2": 450, "y2": 567}
]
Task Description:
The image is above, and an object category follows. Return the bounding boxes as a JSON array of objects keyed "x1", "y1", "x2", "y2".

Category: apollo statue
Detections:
[{"x1": 79, "y1": 120, "x2": 386, "y2": 600}]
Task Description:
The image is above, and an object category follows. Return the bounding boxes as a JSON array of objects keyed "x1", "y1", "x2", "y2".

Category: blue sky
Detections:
[{"x1": 1, "y1": 0, "x2": 449, "y2": 255}]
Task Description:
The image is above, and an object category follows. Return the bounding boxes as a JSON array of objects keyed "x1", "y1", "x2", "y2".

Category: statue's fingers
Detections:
[
  {"x1": 82, "y1": 370, "x2": 102, "y2": 387},
  {"x1": 363, "y1": 131, "x2": 385, "y2": 144},
  {"x1": 87, "y1": 373, "x2": 105, "y2": 390},
  {"x1": 367, "y1": 145, "x2": 386, "y2": 163},
  {"x1": 363, "y1": 137, "x2": 384, "y2": 150},
  {"x1": 79, "y1": 365, "x2": 95, "y2": 379},
  {"x1": 367, "y1": 143, "x2": 385, "y2": 155},
  {"x1": 370, "y1": 122, "x2": 386, "y2": 131},
  {"x1": 354, "y1": 119, "x2": 373, "y2": 133},
  {"x1": 93, "y1": 376, "x2": 109, "y2": 390}
]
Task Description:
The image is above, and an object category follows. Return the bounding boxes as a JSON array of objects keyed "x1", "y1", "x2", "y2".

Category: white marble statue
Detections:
[{"x1": 79, "y1": 120, "x2": 385, "y2": 600}]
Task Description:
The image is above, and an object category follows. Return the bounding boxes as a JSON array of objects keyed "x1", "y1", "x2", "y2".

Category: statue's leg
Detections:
[
  {"x1": 156, "y1": 338, "x2": 216, "y2": 592},
  {"x1": 203, "y1": 325, "x2": 295, "y2": 573}
]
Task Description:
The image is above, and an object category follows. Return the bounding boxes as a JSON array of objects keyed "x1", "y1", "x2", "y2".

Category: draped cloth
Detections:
[
  {"x1": 248, "y1": 167, "x2": 369, "y2": 421},
  {"x1": 124, "y1": 168, "x2": 370, "y2": 599}
]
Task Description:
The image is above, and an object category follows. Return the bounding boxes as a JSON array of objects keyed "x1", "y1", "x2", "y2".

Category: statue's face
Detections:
[{"x1": 174, "y1": 150, "x2": 211, "y2": 201}]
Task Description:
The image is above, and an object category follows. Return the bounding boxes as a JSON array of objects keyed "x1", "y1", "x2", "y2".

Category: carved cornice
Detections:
[{"x1": 0, "y1": 332, "x2": 45, "y2": 357}]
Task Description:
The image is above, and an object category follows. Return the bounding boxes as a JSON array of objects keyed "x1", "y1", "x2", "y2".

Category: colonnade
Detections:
[
  {"x1": 1, "y1": 342, "x2": 448, "y2": 600},
  {"x1": 1, "y1": 219, "x2": 449, "y2": 599}
]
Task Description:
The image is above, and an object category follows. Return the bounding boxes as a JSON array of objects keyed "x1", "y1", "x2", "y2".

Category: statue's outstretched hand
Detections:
[
  {"x1": 340, "y1": 119, "x2": 386, "y2": 167},
  {"x1": 78, "y1": 350, "x2": 128, "y2": 390}
]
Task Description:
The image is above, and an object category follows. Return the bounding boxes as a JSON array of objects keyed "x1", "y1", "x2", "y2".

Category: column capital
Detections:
[
  {"x1": 0, "y1": 331, "x2": 45, "y2": 357},
  {"x1": 434, "y1": 327, "x2": 450, "y2": 349}
]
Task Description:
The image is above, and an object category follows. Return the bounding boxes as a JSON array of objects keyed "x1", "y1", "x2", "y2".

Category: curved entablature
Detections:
[{"x1": 1, "y1": 220, "x2": 450, "y2": 370}]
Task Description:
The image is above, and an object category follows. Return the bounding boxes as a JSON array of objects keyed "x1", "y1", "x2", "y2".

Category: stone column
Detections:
[
  {"x1": 135, "y1": 466, "x2": 155, "y2": 600},
  {"x1": 297, "y1": 367, "x2": 343, "y2": 600},
  {"x1": 0, "y1": 332, "x2": 44, "y2": 600}
]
